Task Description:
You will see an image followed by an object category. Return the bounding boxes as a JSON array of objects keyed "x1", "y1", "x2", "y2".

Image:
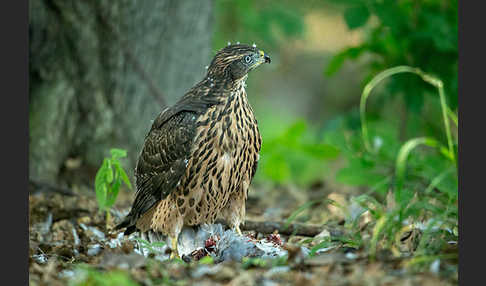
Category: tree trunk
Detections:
[{"x1": 29, "y1": 0, "x2": 213, "y2": 184}]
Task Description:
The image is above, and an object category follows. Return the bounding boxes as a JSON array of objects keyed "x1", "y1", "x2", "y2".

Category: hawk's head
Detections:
[{"x1": 207, "y1": 44, "x2": 271, "y2": 81}]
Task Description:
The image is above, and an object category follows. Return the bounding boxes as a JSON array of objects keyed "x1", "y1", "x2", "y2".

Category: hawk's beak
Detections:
[
  {"x1": 264, "y1": 54, "x2": 271, "y2": 63},
  {"x1": 259, "y1": 50, "x2": 271, "y2": 64}
]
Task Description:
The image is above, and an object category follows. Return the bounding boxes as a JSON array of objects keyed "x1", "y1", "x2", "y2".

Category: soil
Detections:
[{"x1": 29, "y1": 182, "x2": 458, "y2": 285}]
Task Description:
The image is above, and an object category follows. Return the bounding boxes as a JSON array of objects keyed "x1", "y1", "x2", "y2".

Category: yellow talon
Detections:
[
  {"x1": 236, "y1": 225, "x2": 243, "y2": 236},
  {"x1": 169, "y1": 236, "x2": 179, "y2": 259}
]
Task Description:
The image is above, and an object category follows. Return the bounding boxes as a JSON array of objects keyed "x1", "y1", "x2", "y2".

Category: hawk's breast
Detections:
[{"x1": 171, "y1": 83, "x2": 261, "y2": 225}]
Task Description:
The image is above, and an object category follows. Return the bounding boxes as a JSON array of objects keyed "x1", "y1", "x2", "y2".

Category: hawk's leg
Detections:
[
  {"x1": 150, "y1": 196, "x2": 183, "y2": 259},
  {"x1": 169, "y1": 236, "x2": 179, "y2": 259},
  {"x1": 220, "y1": 181, "x2": 249, "y2": 236}
]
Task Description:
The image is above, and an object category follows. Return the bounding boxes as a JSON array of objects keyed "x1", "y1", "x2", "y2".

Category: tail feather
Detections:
[{"x1": 115, "y1": 214, "x2": 138, "y2": 235}]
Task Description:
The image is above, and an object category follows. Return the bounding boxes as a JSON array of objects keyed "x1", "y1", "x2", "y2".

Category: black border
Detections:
[
  {"x1": 458, "y1": 0, "x2": 479, "y2": 285},
  {"x1": 1, "y1": 0, "x2": 29, "y2": 284}
]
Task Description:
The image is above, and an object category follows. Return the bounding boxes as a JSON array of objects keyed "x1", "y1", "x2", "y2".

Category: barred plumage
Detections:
[{"x1": 116, "y1": 44, "x2": 270, "y2": 257}]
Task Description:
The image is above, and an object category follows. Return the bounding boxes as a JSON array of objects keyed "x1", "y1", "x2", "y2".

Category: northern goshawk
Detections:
[{"x1": 116, "y1": 44, "x2": 271, "y2": 258}]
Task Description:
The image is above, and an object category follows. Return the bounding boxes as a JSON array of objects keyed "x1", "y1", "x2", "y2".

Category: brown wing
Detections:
[
  {"x1": 116, "y1": 88, "x2": 223, "y2": 234},
  {"x1": 115, "y1": 110, "x2": 196, "y2": 235}
]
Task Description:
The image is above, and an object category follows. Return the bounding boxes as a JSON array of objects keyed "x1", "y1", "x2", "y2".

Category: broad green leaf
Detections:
[
  {"x1": 281, "y1": 121, "x2": 307, "y2": 145},
  {"x1": 94, "y1": 159, "x2": 109, "y2": 210},
  {"x1": 325, "y1": 46, "x2": 365, "y2": 76},
  {"x1": 344, "y1": 5, "x2": 370, "y2": 30},
  {"x1": 114, "y1": 160, "x2": 132, "y2": 190},
  {"x1": 106, "y1": 160, "x2": 114, "y2": 184},
  {"x1": 301, "y1": 143, "x2": 340, "y2": 159},
  {"x1": 262, "y1": 153, "x2": 291, "y2": 183},
  {"x1": 110, "y1": 148, "x2": 127, "y2": 160},
  {"x1": 105, "y1": 179, "x2": 121, "y2": 208},
  {"x1": 96, "y1": 184, "x2": 107, "y2": 211}
]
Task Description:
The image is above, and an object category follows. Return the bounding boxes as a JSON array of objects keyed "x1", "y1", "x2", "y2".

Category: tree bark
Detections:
[{"x1": 29, "y1": 0, "x2": 213, "y2": 184}]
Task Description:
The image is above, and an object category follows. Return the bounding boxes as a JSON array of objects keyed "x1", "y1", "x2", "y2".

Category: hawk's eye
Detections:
[{"x1": 244, "y1": 55, "x2": 252, "y2": 64}]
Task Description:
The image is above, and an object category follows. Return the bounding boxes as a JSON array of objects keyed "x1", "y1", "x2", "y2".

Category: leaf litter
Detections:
[{"x1": 29, "y1": 185, "x2": 457, "y2": 285}]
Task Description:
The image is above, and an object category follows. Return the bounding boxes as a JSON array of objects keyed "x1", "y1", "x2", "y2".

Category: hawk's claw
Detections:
[{"x1": 236, "y1": 225, "x2": 243, "y2": 236}]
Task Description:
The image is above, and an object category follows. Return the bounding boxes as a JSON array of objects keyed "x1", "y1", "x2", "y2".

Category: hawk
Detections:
[{"x1": 116, "y1": 44, "x2": 271, "y2": 258}]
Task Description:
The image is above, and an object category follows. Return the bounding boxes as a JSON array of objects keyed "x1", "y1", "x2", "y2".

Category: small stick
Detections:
[{"x1": 241, "y1": 220, "x2": 343, "y2": 237}]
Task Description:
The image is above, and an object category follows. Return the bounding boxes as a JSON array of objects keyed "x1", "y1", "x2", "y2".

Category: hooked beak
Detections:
[
  {"x1": 264, "y1": 54, "x2": 271, "y2": 63},
  {"x1": 258, "y1": 50, "x2": 271, "y2": 64}
]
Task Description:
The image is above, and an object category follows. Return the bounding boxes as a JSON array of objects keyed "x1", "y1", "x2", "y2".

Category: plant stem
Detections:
[
  {"x1": 106, "y1": 210, "x2": 111, "y2": 230},
  {"x1": 360, "y1": 66, "x2": 457, "y2": 166},
  {"x1": 360, "y1": 66, "x2": 421, "y2": 152}
]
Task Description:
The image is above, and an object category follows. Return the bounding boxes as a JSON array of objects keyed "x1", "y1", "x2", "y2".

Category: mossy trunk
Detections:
[{"x1": 29, "y1": 0, "x2": 213, "y2": 184}]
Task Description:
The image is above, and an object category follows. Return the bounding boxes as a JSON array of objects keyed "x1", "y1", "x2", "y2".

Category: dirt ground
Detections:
[{"x1": 29, "y1": 181, "x2": 457, "y2": 286}]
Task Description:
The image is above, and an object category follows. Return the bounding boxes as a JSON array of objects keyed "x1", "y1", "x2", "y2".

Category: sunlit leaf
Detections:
[
  {"x1": 110, "y1": 148, "x2": 127, "y2": 160},
  {"x1": 105, "y1": 179, "x2": 121, "y2": 208},
  {"x1": 106, "y1": 160, "x2": 113, "y2": 184},
  {"x1": 94, "y1": 159, "x2": 109, "y2": 210},
  {"x1": 113, "y1": 160, "x2": 132, "y2": 190}
]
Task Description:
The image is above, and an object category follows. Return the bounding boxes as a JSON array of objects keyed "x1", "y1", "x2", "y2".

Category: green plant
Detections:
[
  {"x1": 327, "y1": 66, "x2": 457, "y2": 266},
  {"x1": 214, "y1": 0, "x2": 305, "y2": 50},
  {"x1": 94, "y1": 148, "x2": 132, "y2": 227},
  {"x1": 69, "y1": 264, "x2": 138, "y2": 286},
  {"x1": 133, "y1": 237, "x2": 166, "y2": 256},
  {"x1": 256, "y1": 120, "x2": 340, "y2": 186},
  {"x1": 325, "y1": 0, "x2": 458, "y2": 112}
]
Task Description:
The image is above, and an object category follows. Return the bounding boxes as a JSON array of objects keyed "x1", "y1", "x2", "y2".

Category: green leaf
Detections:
[
  {"x1": 110, "y1": 148, "x2": 127, "y2": 160},
  {"x1": 106, "y1": 160, "x2": 114, "y2": 184},
  {"x1": 301, "y1": 143, "x2": 340, "y2": 159},
  {"x1": 282, "y1": 120, "x2": 307, "y2": 145},
  {"x1": 94, "y1": 159, "x2": 109, "y2": 210},
  {"x1": 198, "y1": 256, "x2": 214, "y2": 265},
  {"x1": 310, "y1": 239, "x2": 332, "y2": 257},
  {"x1": 105, "y1": 179, "x2": 121, "y2": 208},
  {"x1": 325, "y1": 46, "x2": 365, "y2": 76},
  {"x1": 262, "y1": 153, "x2": 291, "y2": 183},
  {"x1": 336, "y1": 158, "x2": 386, "y2": 186},
  {"x1": 344, "y1": 5, "x2": 370, "y2": 30},
  {"x1": 113, "y1": 160, "x2": 133, "y2": 190}
]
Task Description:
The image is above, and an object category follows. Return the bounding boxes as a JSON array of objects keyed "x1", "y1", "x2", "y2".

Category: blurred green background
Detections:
[{"x1": 212, "y1": 0, "x2": 457, "y2": 193}]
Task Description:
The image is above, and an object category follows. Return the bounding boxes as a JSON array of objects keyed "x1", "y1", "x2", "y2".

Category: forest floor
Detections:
[{"x1": 29, "y1": 181, "x2": 458, "y2": 286}]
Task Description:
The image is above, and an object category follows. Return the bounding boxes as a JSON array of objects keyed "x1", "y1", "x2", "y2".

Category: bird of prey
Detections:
[{"x1": 116, "y1": 44, "x2": 271, "y2": 258}]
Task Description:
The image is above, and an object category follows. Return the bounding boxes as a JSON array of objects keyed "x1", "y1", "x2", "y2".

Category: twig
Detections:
[{"x1": 241, "y1": 220, "x2": 343, "y2": 237}]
